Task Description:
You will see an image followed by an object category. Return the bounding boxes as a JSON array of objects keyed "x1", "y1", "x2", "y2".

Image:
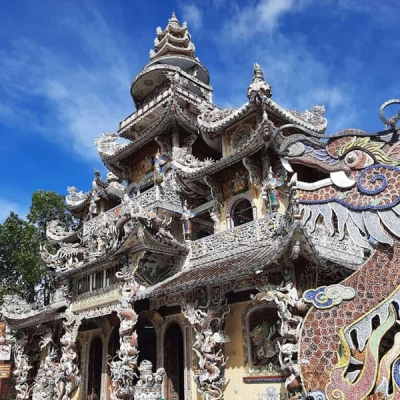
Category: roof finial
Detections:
[
  {"x1": 169, "y1": 12, "x2": 180, "y2": 26},
  {"x1": 247, "y1": 63, "x2": 272, "y2": 101},
  {"x1": 252, "y1": 63, "x2": 264, "y2": 83}
]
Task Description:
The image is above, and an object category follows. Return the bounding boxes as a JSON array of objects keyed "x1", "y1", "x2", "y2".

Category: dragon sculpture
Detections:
[
  {"x1": 181, "y1": 297, "x2": 230, "y2": 400},
  {"x1": 272, "y1": 99, "x2": 400, "y2": 399}
]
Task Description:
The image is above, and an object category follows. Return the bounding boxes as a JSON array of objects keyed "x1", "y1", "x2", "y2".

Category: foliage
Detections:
[
  {"x1": 0, "y1": 212, "x2": 43, "y2": 302},
  {"x1": 0, "y1": 190, "x2": 77, "y2": 303},
  {"x1": 27, "y1": 190, "x2": 76, "y2": 242}
]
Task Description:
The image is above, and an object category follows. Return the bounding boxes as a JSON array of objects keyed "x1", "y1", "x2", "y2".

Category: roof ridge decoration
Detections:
[
  {"x1": 66, "y1": 169, "x2": 124, "y2": 210},
  {"x1": 151, "y1": 13, "x2": 195, "y2": 60},
  {"x1": 94, "y1": 132, "x2": 127, "y2": 157},
  {"x1": 247, "y1": 63, "x2": 272, "y2": 103}
]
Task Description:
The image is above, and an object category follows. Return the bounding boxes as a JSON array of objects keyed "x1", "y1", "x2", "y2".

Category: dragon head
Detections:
[{"x1": 273, "y1": 99, "x2": 400, "y2": 248}]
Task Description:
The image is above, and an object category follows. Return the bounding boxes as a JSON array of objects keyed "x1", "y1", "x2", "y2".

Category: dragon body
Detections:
[{"x1": 274, "y1": 100, "x2": 400, "y2": 398}]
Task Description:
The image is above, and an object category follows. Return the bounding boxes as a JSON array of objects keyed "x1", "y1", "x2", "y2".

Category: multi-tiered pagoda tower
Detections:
[{"x1": 6, "y1": 12, "x2": 400, "y2": 400}]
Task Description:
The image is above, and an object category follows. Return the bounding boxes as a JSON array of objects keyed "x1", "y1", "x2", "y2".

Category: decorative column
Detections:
[
  {"x1": 58, "y1": 311, "x2": 82, "y2": 400},
  {"x1": 109, "y1": 258, "x2": 140, "y2": 400},
  {"x1": 13, "y1": 333, "x2": 33, "y2": 400},
  {"x1": 250, "y1": 269, "x2": 308, "y2": 396},
  {"x1": 181, "y1": 295, "x2": 230, "y2": 400},
  {"x1": 32, "y1": 331, "x2": 62, "y2": 400}
]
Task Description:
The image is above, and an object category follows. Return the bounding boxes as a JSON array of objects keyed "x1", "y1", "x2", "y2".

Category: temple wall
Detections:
[{"x1": 224, "y1": 301, "x2": 286, "y2": 400}]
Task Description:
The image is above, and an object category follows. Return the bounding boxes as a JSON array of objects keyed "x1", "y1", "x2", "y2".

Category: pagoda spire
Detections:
[{"x1": 150, "y1": 12, "x2": 195, "y2": 60}]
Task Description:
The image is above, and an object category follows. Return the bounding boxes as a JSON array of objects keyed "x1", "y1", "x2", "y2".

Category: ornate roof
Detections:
[
  {"x1": 174, "y1": 118, "x2": 266, "y2": 180},
  {"x1": 197, "y1": 64, "x2": 327, "y2": 138},
  {"x1": 1, "y1": 295, "x2": 67, "y2": 329},
  {"x1": 65, "y1": 170, "x2": 124, "y2": 212},
  {"x1": 137, "y1": 233, "x2": 291, "y2": 300},
  {"x1": 150, "y1": 12, "x2": 195, "y2": 61}
]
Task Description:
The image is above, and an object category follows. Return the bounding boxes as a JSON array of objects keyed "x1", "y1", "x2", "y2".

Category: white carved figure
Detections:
[
  {"x1": 66, "y1": 186, "x2": 87, "y2": 206},
  {"x1": 183, "y1": 299, "x2": 230, "y2": 400},
  {"x1": 94, "y1": 132, "x2": 124, "y2": 156},
  {"x1": 109, "y1": 263, "x2": 141, "y2": 400},
  {"x1": 134, "y1": 360, "x2": 165, "y2": 399},
  {"x1": 13, "y1": 336, "x2": 33, "y2": 400}
]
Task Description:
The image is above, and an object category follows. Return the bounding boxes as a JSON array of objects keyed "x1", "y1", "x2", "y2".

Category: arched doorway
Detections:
[
  {"x1": 164, "y1": 323, "x2": 184, "y2": 400},
  {"x1": 232, "y1": 198, "x2": 254, "y2": 226},
  {"x1": 88, "y1": 337, "x2": 103, "y2": 400},
  {"x1": 136, "y1": 314, "x2": 157, "y2": 369}
]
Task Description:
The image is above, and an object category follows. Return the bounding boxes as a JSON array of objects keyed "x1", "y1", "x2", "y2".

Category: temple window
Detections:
[
  {"x1": 106, "y1": 265, "x2": 119, "y2": 286},
  {"x1": 77, "y1": 265, "x2": 119, "y2": 295},
  {"x1": 227, "y1": 195, "x2": 256, "y2": 228}
]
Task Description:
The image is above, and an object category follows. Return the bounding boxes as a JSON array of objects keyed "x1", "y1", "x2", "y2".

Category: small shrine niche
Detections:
[{"x1": 246, "y1": 305, "x2": 281, "y2": 373}]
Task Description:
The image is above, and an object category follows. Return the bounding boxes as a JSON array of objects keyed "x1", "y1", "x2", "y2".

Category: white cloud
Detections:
[
  {"x1": 181, "y1": 4, "x2": 203, "y2": 31},
  {"x1": 208, "y1": 1, "x2": 360, "y2": 133},
  {"x1": 224, "y1": 0, "x2": 309, "y2": 40},
  {"x1": 337, "y1": 0, "x2": 399, "y2": 20},
  {"x1": 0, "y1": 197, "x2": 28, "y2": 222},
  {"x1": 0, "y1": 3, "x2": 136, "y2": 162}
]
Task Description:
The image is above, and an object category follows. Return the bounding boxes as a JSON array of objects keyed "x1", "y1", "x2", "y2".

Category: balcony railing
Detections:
[
  {"x1": 189, "y1": 214, "x2": 283, "y2": 262},
  {"x1": 83, "y1": 186, "x2": 183, "y2": 238}
]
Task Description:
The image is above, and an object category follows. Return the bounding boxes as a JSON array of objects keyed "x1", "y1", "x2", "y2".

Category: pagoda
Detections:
[{"x1": 3, "y1": 12, "x2": 400, "y2": 400}]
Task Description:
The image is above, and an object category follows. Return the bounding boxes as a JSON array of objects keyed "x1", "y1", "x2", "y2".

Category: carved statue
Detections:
[
  {"x1": 153, "y1": 150, "x2": 168, "y2": 184},
  {"x1": 13, "y1": 335, "x2": 33, "y2": 400},
  {"x1": 209, "y1": 210, "x2": 220, "y2": 233},
  {"x1": 66, "y1": 186, "x2": 87, "y2": 207},
  {"x1": 32, "y1": 332, "x2": 60, "y2": 400},
  {"x1": 109, "y1": 261, "x2": 141, "y2": 400},
  {"x1": 57, "y1": 313, "x2": 81, "y2": 400},
  {"x1": 134, "y1": 360, "x2": 165, "y2": 399},
  {"x1": 94, "y1": 132, "x2": 124, "y2": 156},
  {"x1": 249, "y1": 320, "x2": 280, "y2": 366},
  {"x1": 261, "y1": 168, "x2": 284, "y2": 210},
  {"x1": 88, "y1": 199, "x2": 98, "y2": 219},
  {"x1": 40, "y1": 242, "x2": 87, "y2": 272},
  {"x1": 147, "y1": 210, "x2": 181, "y2": 247},
  {"x1": 181, "y1": 203, "x2": 195, "y2": 240},
  {"x1": 182, "y1": 298, "x2": 230, "y2": 400}
]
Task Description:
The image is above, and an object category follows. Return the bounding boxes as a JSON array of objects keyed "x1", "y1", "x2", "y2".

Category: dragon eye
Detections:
[{"x1": 344, "y1": 150, "x2": 374, "y2": 169}]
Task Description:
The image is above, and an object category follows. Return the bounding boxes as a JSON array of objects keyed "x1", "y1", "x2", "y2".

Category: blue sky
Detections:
[{"x1": 1, "y1": 0, "x2": 399, "y2": 221}]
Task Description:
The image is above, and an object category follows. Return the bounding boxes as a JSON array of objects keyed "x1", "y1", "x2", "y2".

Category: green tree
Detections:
[
  {"x1": 27, "y1": 190, "x2": 76, "y2": 241},
  {"x1": 0, "y1": 212, "x2": 42, "y2": 302},
  {"x1": 0, "y1": 190, "x2": 78, "y2": 303}
]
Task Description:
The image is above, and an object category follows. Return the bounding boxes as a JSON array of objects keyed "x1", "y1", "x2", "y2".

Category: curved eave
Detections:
[
  {"x1": 151, "y1": 42, "x2": 194, "y2": 60},
  {"x1": 155, "y1": 32, "x2": 191, "y2": 50},
  {"x1": 132, "y1": 57, "x2": 210, "y2": 92},
  {"x1": 265, "y1": 98, "x2": 327, "y2": 134},
  {"x1": 66, "y1": 192, "x2": 92, "y2": 211},
  {"x1": 158, "y1": 24, "x2": 187, "y2": 37},
  {"x1": 105, "y1": 97, "x2": 200, "y2": 167},
  {"x1": 135, "y1": 225, "x2": 293, "y2": 300},
  {"x1": 173, "y1": 97, "x2": 200, "y2": 133},
  {"x1": 3, "y1": 300, "x2": 67, "y2": 329},
  {"x1": 105, "y1": 104, "x2": 173, "y2": 163},
  {"x1": 175, "y1": 124, "x2": 265, "y2": 181},
  {"x1": 198, "y1": 101, "x2": 255, "y2": 137},
  {"x1": 57, "y1": 224, "x2": 188, "y2": 279},
  {"x1": 197, "y1": 98, "x2": 327, "y2": 138},
  {"x1": 120, "y1": 88, "x2": 172, "y2": 137}
]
